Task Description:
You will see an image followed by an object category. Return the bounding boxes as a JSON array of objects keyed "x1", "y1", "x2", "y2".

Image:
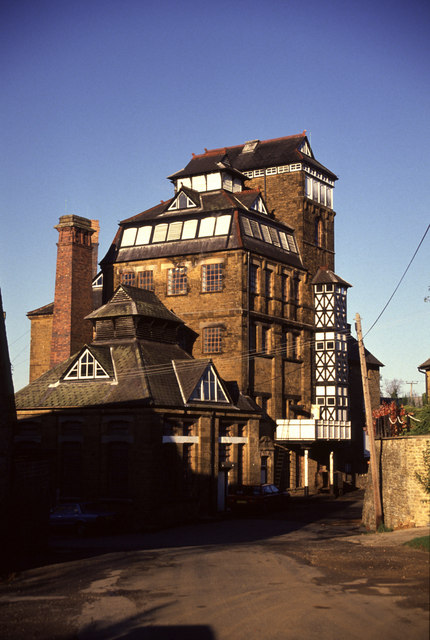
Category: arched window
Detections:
[{"x1": 314, "y1": 217, "x2": 323, "y2": 247}]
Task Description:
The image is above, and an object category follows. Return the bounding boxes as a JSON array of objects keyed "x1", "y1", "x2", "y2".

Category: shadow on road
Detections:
[{"x1": 9, "y1": 491, "x2": 364, "y2": 574}]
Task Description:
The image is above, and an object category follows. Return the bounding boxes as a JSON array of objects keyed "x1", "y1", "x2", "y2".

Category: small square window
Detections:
[
  {"x1": 121, "y1": 272, "x2": 136, "y2": 286},
  {"x1": 137, "y1": 270, "x2": 154, "y2": 291},
  {"x1": 167, "y1": 267, "x2": 187, "y2": 295},
  {"x1": 203, "y1": 327, "x2": 222, "y2": 354},
  {"x1": 202, "y1": 264, "x2": 222, "y2": 292}
]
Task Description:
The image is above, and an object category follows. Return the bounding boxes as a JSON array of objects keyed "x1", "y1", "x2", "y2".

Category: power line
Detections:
[{"x1": 364, "y1": 223, "x2": 430, "y2": 338}]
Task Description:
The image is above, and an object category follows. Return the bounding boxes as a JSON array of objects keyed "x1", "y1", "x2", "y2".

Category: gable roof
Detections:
[{"x1": 169, "y1": 133, "x2": 337, "y2": 182}]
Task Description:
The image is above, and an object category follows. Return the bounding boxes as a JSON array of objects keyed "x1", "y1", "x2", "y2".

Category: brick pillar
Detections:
[{"x1": 50, "y1": 215, "x2": 96, "y2": 367}]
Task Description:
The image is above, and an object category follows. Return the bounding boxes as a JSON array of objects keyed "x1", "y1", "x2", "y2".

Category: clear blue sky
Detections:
[{"x1": 1, "y1": 0, "x2": 429, "y2": 396}]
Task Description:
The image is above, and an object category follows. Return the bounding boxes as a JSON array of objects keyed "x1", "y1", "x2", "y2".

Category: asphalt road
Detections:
[{"x1": 0, "y1": 492, "x2": 428, "y2": 640}]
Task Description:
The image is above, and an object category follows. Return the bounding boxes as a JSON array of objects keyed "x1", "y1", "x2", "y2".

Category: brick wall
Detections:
[
  {"x1": 113, "y1": 249, "x2": 312, "y2": 419},
  {"x1": 246, "y1": 171, "x2": 335, "y2": 279},
  {"x1": 29, "y1": 313, "x2": 53, "y2": 382},
  {"x1": 362, "y1": 436, "x2": 430, "y2": 529}
]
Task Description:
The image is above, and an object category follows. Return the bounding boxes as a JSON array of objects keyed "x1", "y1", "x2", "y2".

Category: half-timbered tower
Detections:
[{"x1": 312, "y1": 267, "x2": 351, "y2": 422}]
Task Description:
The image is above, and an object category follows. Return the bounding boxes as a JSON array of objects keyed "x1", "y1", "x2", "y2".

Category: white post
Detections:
[
  {"x1": 304, "y1": 449, "x2": 309, "y2": 496},
  {"x1": 329, "y1": 450, "x2": 334, "y2": 495}
]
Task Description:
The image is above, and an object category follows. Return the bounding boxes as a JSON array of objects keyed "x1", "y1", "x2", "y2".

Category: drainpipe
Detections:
[
  {"x1": 246, "y1": 251, "x2": 251, "y2": 395},
  {"x1": 210, "y1": 411, "x2": 216, "y2": 514}
]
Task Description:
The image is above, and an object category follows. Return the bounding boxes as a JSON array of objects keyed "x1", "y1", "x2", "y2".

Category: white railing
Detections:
[{"x1": 276, "y1": 419, "x2": 351, "y2": 441}]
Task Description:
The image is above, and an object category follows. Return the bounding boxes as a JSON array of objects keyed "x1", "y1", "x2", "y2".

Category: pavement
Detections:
[{"x1": 348, "y1": 525, "x2": 430, "y2": 547}]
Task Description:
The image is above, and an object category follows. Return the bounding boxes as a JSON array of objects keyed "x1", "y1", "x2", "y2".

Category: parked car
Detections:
[
  {"x1": 227, "y1": 484, "x2": 290, "y2": 513},
  {"x1": 49, "y1": 502, "x2": 118, "y2": 535}
]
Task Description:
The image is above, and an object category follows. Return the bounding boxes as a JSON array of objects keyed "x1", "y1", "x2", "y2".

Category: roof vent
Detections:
[{"x1": 242, "y1": 139, "x2": 260, "y2": 153}]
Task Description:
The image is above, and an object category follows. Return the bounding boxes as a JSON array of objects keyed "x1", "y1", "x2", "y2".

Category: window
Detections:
[
  {"x1": 168, "y1": 192, "x2": 197, "y2": 210},
  {"x1": 121, "y1": 227, "x2": 137, "y2": 246},
  {"x1": 250, "y1": 264, "x2": 258, "y2": 294},
  {"x1": 262, "y1": 327, "x2": 270, "y2": 354},
  {"x1": 167, "y1": 267, "x2": 187, "y2": 295},
  {"x1": 135, "y1": 226, "x2": 152, "y2": 245},
  {"x1": 292, "y1": 333, "x2": 300, "y2": 359},
  {"x1": 190, "y1": 366, "x2": 228, "y2": 402},
  {"x1": 265, "y1": 269, "x2": 273, "y2": 298},
  {"x1": 214, "y1": 214, "x2": 231, "y2": 235},
  {"x1": 121, "y1": 271, "x2": 136, "y2": 286},
  {"x1": 138, "y1": 270, "x2": 154, "y2": 291},
  {"x1": 108, "y1": 442, "x2": 129, "y2": 498},
  {"x1": 249, "y1": 323, "x2": 256, "y2": 353},
  {"x1": 198, "y1": 217, "x2": 216, "y2": 237},
  {"x1": 282, "y1": 273, "x2": 289, "y2": 302},
  {"x1": 315, "y1": 217, "x2": 323, "y2": 247},
  {"x1": 181, "y1": 219, "x2": 198, "y2": 239},
  {"x1": 64, "y1": 350, "x2": 109, "y2": 380},
  {"x1": 167, "y1": 221, "x2": 183, "y2": 241},
  {"x1": 202, "y1": 263, "x2": 223, "y2": 292},
  {"x1": 60, "y1": 442, "x2": 82, "y2": 498},
  {"x1": 203, "y1": 327, "x2": 222, "y2": 353},
  {"x1": 250, "y1": 220, "x2": 262, "y2": 239},
  {"x1": 153, "y1": 223, "x2": 168, "y2": 243}
]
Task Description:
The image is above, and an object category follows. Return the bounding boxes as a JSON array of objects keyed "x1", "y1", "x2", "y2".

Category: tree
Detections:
[{"x1": 384, "y1": 378, "x2": 404, "y2": 399}]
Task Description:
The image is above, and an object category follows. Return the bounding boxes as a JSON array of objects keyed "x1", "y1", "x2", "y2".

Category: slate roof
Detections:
[
  {"x1": 168, "y1": 133, "x2": 337, "y2": 182},
  {"x1": 27, "y1": 302, "x2": 54, "y2": 317},
  {"x1": 87, "y1": 285, "x2": 184, "y2": 325},
  {"x1": 312, "y1": 267, "x2": 352, "y2": 288},
  {"x1": 348, "y1": 337, "x2": 384, "y2": 368},
  {"x1": 16, "y1": 287, "x2": 259, "y2": 415},
  {"x1": 101, "y1": 187, "x2": 303, "y2": 270}
]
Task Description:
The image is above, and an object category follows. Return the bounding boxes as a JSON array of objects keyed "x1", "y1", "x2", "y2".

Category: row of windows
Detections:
[
  {"x1": 120, "y1": 264, "x2": 223, "y2": 295},
  {"x1": 305, "y1": 176, "x2": 333, "y2": 208},
  {"x1": 250, "y1": 265, "x2": 301, "y2": 304},
  {"x1": 242, "y1": 163, "x2": 302, "y2": 178},
  {"x1": 242, "y1": 217, "x2": 298, "y2": 254},
  {"x1": 315, "y1": 283, "x2": 347, "y2": 294},
  {"x1": 120, "y1": 215, "x2": 232, "y2": 247},
  {"x1": 199, "y1": 325, "x2": 301, "y2": 357}
]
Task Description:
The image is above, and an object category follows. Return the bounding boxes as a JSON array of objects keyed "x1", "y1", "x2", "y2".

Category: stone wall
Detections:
[{"x1": 362, "y1": 436, "x2": 430, "y2": 530}]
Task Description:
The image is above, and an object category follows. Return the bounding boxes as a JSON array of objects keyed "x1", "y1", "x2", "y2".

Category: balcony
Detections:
[{"x1": 276, "y1": 419, "x2": 351, "y2": 442}]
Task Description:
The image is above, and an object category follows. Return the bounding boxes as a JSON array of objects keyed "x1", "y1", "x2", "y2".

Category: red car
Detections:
[{"x1": 227, "y1": 484, "x2": 290, "y2": 512}]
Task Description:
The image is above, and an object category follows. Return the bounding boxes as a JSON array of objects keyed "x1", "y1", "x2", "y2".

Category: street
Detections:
[{"x1": 0, "y1": 492, "x2": 428, "y2": 640}]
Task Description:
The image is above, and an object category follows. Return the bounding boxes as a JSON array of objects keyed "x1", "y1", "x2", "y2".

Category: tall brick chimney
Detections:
[
  {"x1": 50, "y1": 215, "x2": 97, "y2": 367},
  {"x1": 90, "y1": 219, "x2": 100, "y2": 278}
]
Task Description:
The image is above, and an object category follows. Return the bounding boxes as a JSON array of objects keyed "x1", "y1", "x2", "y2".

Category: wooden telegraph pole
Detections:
[{"x1": 355, "y1": 313, "x2": 383, "y2": 529}]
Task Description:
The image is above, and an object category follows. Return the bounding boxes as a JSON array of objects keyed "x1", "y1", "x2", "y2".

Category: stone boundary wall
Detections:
[{"x1": 362, "y1": 435, "x2": 430, "y2": 530}]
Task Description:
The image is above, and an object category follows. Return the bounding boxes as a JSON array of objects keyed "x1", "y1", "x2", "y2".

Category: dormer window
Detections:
[
  {"x1": 251, "y1": 196, "x2": 268, "y2": 215},
  {"x1": 64, "y1": 349, "x2": 110, "y2": 380},
  {"x1": 189, "y1": 366, "x2": 229, "y2": 403},
  {"x1": 300, "y1": 140, "x2": 311, "y2": 156},
  {"x1": 168, "y1": 191, "x2": 197, "y2": 210}
]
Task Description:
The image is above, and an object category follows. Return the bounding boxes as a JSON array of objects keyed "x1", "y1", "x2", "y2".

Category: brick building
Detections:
[
  {"x1": 16, "y1": 285, "x2": 262, "y2": 525},
  {"x1": 20, "y1": 131, "x2": 382, "y2": 514},
  {"x1": 100, "y1": 132, "x2": 381, "y2": 492}
]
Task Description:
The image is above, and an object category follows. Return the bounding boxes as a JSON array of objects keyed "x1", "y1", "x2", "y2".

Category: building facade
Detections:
[
  {"x1": 22, "y1": 132, "x2": 382, "y2": 506},
  {"x1": 16, "y1": 285, "x2": 263, "y2": 525}
]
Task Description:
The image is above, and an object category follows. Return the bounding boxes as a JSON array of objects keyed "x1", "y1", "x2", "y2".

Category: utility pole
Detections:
[
  {"x1": 405, "y1": 381, "x2": 418, "y2": 403},
  {"x1": 355, "y1": 313, "x2": 383, "y2": 529}
]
